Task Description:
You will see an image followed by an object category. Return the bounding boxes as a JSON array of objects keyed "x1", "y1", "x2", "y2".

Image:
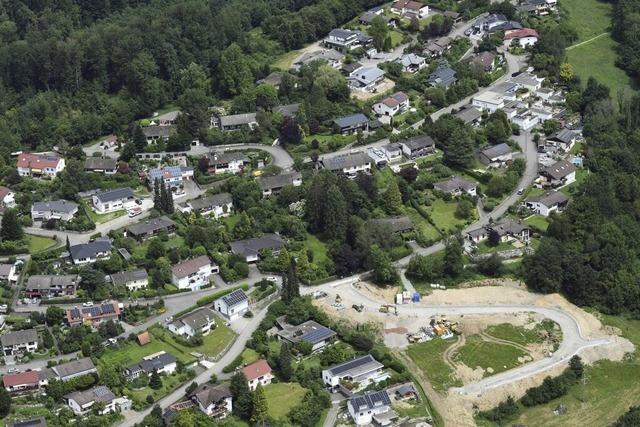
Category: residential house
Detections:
[
  {"x1": 110, "y1": 269, "x2": 149, "y2": 291},
  {"x1": 84, "y1": 157, "x2": 117, "y2": 174},
  {"x1": 257, "y1": 172, "x2": 303, "y2": 196},
  {"x1": 373, "y1": 92, "x2": 410, "y2": 119},
  {"x1": 320, "y1": 152, "x2": 372, "y2": 177},
  {"x1": 0, "y1": 263, "x2": 17, "y2": 284},
  {"x1": 333, "y1": 113, "x2": 370, "y2": 134},
  {"x1": 178, "y1": 193, "x2": 233, "y2": 218},
  {"x1": 524, "y1": 191, "x2": 569, "y2": 216},
  {"x1": 190, "y1": 383, "x2": 233, "y2": 418},
  {"x1": 367, "y1": 147, "x2": 389, "y2": 167},
  {"x1": 8, "y1": 418, "x2": 47, "y2": 427},
  {"x1": 348, "y1": 390, "x2": 394, "y2": 426},
  {"x1": 0, "y1": 187, "x2": 15, "y2": 209},
  {"x1": 69, "y1": 239, "x2": 112, "y2": 264},
  {"x1": 65, "y1": 386, "x2": 118, "y2": 415},
  {"x1": 423, "y1": 37, "x2": 451, "y2": 57},
  {"x1": 24, "y1": 274, "x2": 79, "y2": 299},
  {"x1": 292, "y1": 49, "x2": 344, "y2": 71},
  {"x1": 455, "y1": 106, "x2": 483, "y2": 125},
  {"x1": 508, "y1": 72, "x2": 544, "y2": 92},
  {"x1": 168, "y1": 307, "x2": 217, "y2": 338},
  {"x1": 398, "y1": 53, "x2": 426, "y2": 73},
  {"x1": 468, "y1": 51, "x2": 497, "y2": 72},
  {"x1": 479, "y1": 143, "x2": 514, "y2": 166},
  {"x1": 92, "y1": 187, "x2": 135, "y2": 214},
  {"x1": 205, "y1": 151, "x2": 249, "y2": 175},
  {"x1": 16, "y1": 153, "x2": 65, "y2": 178},
  {"x1": 214, "y1": 289, "x2": 249, "y2": 321},
  {"x1": 547, "y1": 128, "x2": 578, "y2": 152},
  {"x1": 3, "y1": 371, "x2": 47, "y2": 394},
  {"x1": 230, "y1": 234, "x2": 286, "y2": 263},
  {"x1": 211, "y1": 113, "x2": 259, "y2": 131},
  {"x1": 504, "y1": 28, "x2": 539, "y2": 48},
  {"x1": 347, "y1": 67, "x2": 385, "y2": 92},
  {"x1": 124, "y1": 352, "x2": 177, "y2": 380},
  {"x1": 479, "y1": 14, "x2": 508, "y2": 31},
  {"x1": 368, "y1": 216, "x2": 414, "y2": 234},
  {"x1": 472, "y1": 90, "x2": 507, "y2": 112},
  {"x1": 359, "y1": 11, "x2": 392, "y2": 25},
  {"x1": 242, "y1": 360, "x2": 273, "y2": 391},
  {"x1": 274, "y1": 318, "x2": 336, "y2": 352},
  {"x1": 125, "y1": 216, "x2": 177, "y2": 241},
  {"x1": 517, "y1": 0, "x2": 557, "y2": 16},
  {"x1": 426, "y1": 66, "x2": 457, "y2": 88},
  {"x1": 257, "y1": 71, "x2": 285, "y2": 88},
  {"x1": 433, "y1": 176, "x2": 478, "y2": 197},
  {"x1": 31, "y1": 200, "x2": 79, "y2": 222},
  {"x1": 171, "y1": 256, "x2": 218, "y2": 291},
  {"x1": 322, "y1": 355, "x2": 385, "y2": 391},
  {"x1": 49, "y1": 358, "x2": 97, "y2": 382},
  {"x1": 1, "y1": 329, "x2": 38, "y2": 355},
  {"x1": 466, "y1": 218, "x2": 530, "y2": 244},
  {"x1": 392, "y1": 383, "x2": 418, "y2": 401},
  {"x1": 143, "y1": 125, "x2": 173, "y2": 144},
  {"x1": 443, "y1": 11, "x2": 463, "y2": 23},
  {"x1": 400, "y1": 135, "x2": 435, "y2": 159},
  {"x1": 147, "y1": 166, "x2": 194, "y2": 189},
  {"x1": 341, "y1": 61, "x2": 363, "y2": 76},
  {"x1": 273, "y1": 103, "x2": 300, "y2": 118},
  {"x1": 382, "y1": 144, "x2": 403, "y2": 162},
  {"x1": 540, "y1": 159, "x2": 576, "y2": 188},
  {"x1": 390, "y1": 0, "x2": 429, "y2": 18},
  {"x1": 323, "y1": 29, "x2": 372, "y2": 52},
  {"x1": 65, "y1": 302, "x2": 121, "y2": 327},
  {"x1": 153, "y1": 111, "x2": 180, "y2": 127}
]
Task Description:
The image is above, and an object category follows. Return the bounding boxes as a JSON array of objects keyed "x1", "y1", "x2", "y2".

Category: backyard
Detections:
[
  {"x1": 82, "y1": 200, "x2": 126, "y2": 224},
  {"x1": 263, "y1": 382, "x2": 308, "y2": 420},
  {"x1": 26, "y1": 235, "x2": 56, "y2": 253},
  {"x1": 524, "y1": 215, "x2": 549, "y2": 232},
  {"x1": 99, "y1": 336, "x2": 196, "y2": 367},
  {"x1": 124, "y1": 372, "x2": 192, "y2": 407},
  {"x1": 150, "y1": 323, "x2": 236, "y2": 358},
  {"x1": 426, "y1": 198, "x2": 474, "y2": 233}
]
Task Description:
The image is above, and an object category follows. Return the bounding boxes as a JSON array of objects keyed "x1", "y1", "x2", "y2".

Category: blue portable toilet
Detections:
[{"x1": 412, "y1": 292, "x2": 421, "y2": 302}]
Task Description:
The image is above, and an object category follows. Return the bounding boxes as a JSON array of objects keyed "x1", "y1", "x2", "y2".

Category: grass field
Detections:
[
  {"x1": 25, "y1": 235, "x2": 56, "y2": 253},
  {"x1": 132, "y1": 235, "x2": 185, "y2": 260},
  {"x1": 475, "y1": 240, "x2": 513, "y2": 254},
  {"x1": 241, "y1": 348, "x2": 260, "y2": 365},
  {"x1": 303, "y1": 234, "x2": 329, "y2": 264},
  {"x1": 524, "y1": 215, "x2": 549, "y2": 232},
  {"x1": 272, "y1": 48, "x2": 305, "y2": 71},
  {"x1": 562, "y1": 0, "x2": 611, "y2": 42},
  {"x1": 83, "y1": 201, "x2": 126, "y2": 224},
  {"x1": 426, "y1": 199, "x2": 471, "y2": 233},
  {"x1": 151, "y1": 323, "x2": 236, "y2": 358},
  {"x1": 485, "y1": 323, "x2": 542, "y2": 346},
  {"x1": 512, "y1": 314, "x2": 640, "y2": 426},
  {"x1": 405, "y1": 207, "x2": 442, "y2": 241},
  {"x1": 99, "y1": 338, "x2": 195, "y2": 367},
  {"x1": 453, "y1": 335, "x2": 528, "y2": 376},
  {"x1": 560, "y1": 169, "x2": 590, "y2": 197},
  {"x1": 125, "y1": 373, "x2": 190, "y2": 405},
  {"x1": 263, "y1": 383, "x2": 307, "y2": 419},
  {"x1": 406, "y1": 338, "x2": 462, "y2": 392}
]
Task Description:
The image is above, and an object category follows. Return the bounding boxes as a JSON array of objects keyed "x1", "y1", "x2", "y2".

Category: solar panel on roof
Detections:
[
  {"x1": 300, "y1": 326, "x2": 335, "y2": 344},
  {"x1": 328, "y1": 354, "x2": 377, "y2": 376},
  {"x1": 94, "y1": 387, "x2": 109, "y2": 397},
  {"x1": 222, "y1": 289, "x2": 248, "y2": 306}
]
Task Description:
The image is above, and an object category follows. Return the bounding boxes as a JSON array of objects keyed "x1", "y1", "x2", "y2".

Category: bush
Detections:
[
  {"x1": 146, "y1": 395, "x2": 155, "y2": 404},
  {"x1": 222, "y1": 355, "x2": 244, "y2": 374}
]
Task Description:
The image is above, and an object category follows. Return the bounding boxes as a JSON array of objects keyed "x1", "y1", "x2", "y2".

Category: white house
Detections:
[
  {"x1": 390, "y1": 0, "x2": 429, "y2": 18},
  {"x1": 92, "y1": 187, "x2": 135, "y2": 214},
  {"x1": 320, "y1": 152, "x2": 372, "y2": 177},
  {"x1": 31, "y1": 200, "x2": 79, "y2": 222},
  {"x1": 110, "y1": 269, "x2": 149, "y2": 291},
  {"x1": 472, "y1": 91, "x2": 506, "y2": 112},
  {"x1": 373, "y1": 92, "x2": 410, "y2": 118},
  {"x1": 274, "y1": 318, "x2": 336, "y2": 352},
  {"x1": 190, "y1": 383, "x2": 233, "y2": 419},
  {"x1": 0, "y1": 187, "x2": 15, "y2": 209},
  {"x1": 382, "y1": 144, "x2": 403, "y2": 163},
  {"x1": 123, "y1": 352, "x2": 177, "y2": 380},
  {"x1": 65, "y1": 386, "x2": 118, "y2": 415},
  {"x1": 347, "y1": 67, "x2": 385, "y2": 92},
  {"x1": 479, "y1": 143, "x2": 513, "y2": 167},
  {"x1": 398, "y1": 53, "x2": 426, "y2": 73},
  {"x1": 540, "y1": 159, "x2": 576, "y2": 188},
  {"x1": 433, "y1": 176, "x2": 477, "y2": 197},
  {"x1": 257, "y1": 172, "x2": 303, "y2": 196},
  {"x1": 171, "y1": 255, "x2": 218, "y2": 291},
  {"x1": 322, "y1": 354, "x2": 385, "y2": 391},
  {"x1": 168, "y1": 307, "x2": 217, "y2": 338},
  {"x1": 242, "y1": 360, "x2": 274, "y2": 391},
  {"x1": 69, "y1": 239, "x2": 112, "y2": 265},
  {"x1": 503, "y1": 28, "x2": 539, "y2": 48},
  {"x1": 206, "y1": 151, "x2": 248, "y2": 175},
  {"x1": 524, "y1": 191, "x2": 569, "y2": 217},
  {"x1": 16, "y1": 153, "x2": 65, "y2": 178},
  {"x1": 214, "y1": 289, "x2": 249, "y2": 321},
  {"x1": 400, "y1": 135, "x2": 435, "y2": 159},
  {"x1": 508, "y1": 72, "x2": 544, "y2": 92},
  {"x1": 211, "y1": 113, "x2": 259, "y2": 132},
  {"x1": 178, "y1": 193, "x2": 233, "y2": 219},
  {"x1": 147, "y1": 165, "x2": 194, "y2": 189},
  {"x1": 348, "y1": 391, "x2": 393, "y2": 426},
  {"x1": 0, "y1": 329, "x2": 38, "y2": 356}
]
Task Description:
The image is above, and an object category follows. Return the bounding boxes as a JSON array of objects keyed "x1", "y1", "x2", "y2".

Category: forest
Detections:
[{"x1": 612, "y1": 0, "x2": 640, "y2": 84}]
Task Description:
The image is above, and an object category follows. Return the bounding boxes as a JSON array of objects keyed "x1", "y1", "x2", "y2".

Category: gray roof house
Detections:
[
  {"x1": 31, "y1": 200, "x2": 79, "y2": 222},
  {"x1": 124, "y1": 352, "x2": 177, "y2": 379},
  {"x1": 347, "y1": 67, "x2": 385, "y2": 91},
  {"x1": 125, "y1": 216, "x2": 177, "y2": 240},
  {"x1": 400, "y1": 135, "x2": 435, "y2": 159},
  {"x1": 426, "y1": 66, "x2": 457, "y2": 88},
  {"x1": 322, "y1": 354, "x2": 384, "y2": 389},
  {"x1": 275, "y1": 319, "x2": 336, "y2": 351},
  {"x1": 333, "y1": 113, "x2": 370, "y2": 134},
  {"x1": 524, "y1": 191, "x2": 569, "y2": 217},
  {"x1": 230, "y1": 234, "x2": 286, "y2": 262},
  {"x1": 69, "y1": 239, "x2": 112, "y2": 264},
  {"x1": 398, "y1": 53, "x2": 426, "y2": 73},
  {"x1": 257, "y1": 172, "x2": 303, "y2": 196},
  {"x1": 186, "y1": 193, "x2": 233, "y2": 215},
  {"x1": 8, "y1": 417, "x2": 47, "y2": 427},
  {"x1": 479, "y1": 143, "x2": 514, "y2": 165},
  {"x1": 433, "y1": 176, "x2": 477, "y2": 196},
  {"x1": 467, "y1": 218, "x2": 530, "y2": 244},
  {"x1": 321, "y1": 152, "x2": 372, "y2": 175},
  {"x1": 368, "y1": 216, "x2": 414, "y2": 234},
  {"x1": 110, "y1": 269, "x2": 149, "y2": 291},
  {"x1": 65, "y1": 385, "x2": 117, "y2": 415},
  {"x1": 50, "y1": 357, "x2": 97, "y2": 381},
  {"x1": 190, "y1": 383, "x2": 233, "y2": 418},
  {"x1": 168, "y1": 307, "x2": 217, "y2": 338},
  {"x1": 273, "y1": 103, "x2": 300, "y2": 117},
  {"x1": 93, "y1": 187, "x2": 135, "y2": 205},
  {"x1": 348, "y1": 390, "x2": 393, "y2": 425},
  {"x1": 454, "y1": 106, "x2": 483, "y2": 125},
  {"x1": 24, "y1": 274, "x2": 79, "y2": 298},
  {"x1": 212, "y1": 113, "x2": 259, "y2": 131},
  {"x1": 84, "y1": 157, "x2": 117, "y2": 174},
  {"x1": 1, "y1": 329, "x2": 38, "y2": 356}
]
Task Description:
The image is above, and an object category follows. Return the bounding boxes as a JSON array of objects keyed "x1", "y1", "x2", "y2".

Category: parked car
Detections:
[{"x1": 82, "y1": 301, "x2": 94, "y2": 307}]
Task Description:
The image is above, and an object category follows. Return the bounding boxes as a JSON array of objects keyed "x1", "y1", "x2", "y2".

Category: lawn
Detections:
[
  {"x1": 222, "y1": 214, "x2": 241, "y2": 230},
  {"x1": 389, "y1": 30, "x2": 404, "y2": 47},
  {"x1": 263, "y1": 382, "x2": 308, "y2": 419},
  {"x1": 475, "y1": 240, "x2": 513, "y2": 254},
  {"x1": 84, "y1": 201, "x2": 126, "y2": 224},
  {"x1": 125, "y1": 372, "x2": 191, "y2": 405},
  {"x1": 560, "y1": 169, "x2": 590, "y2": 197},
  {"x1": 426, "y1": 198, "x2": 472, "y2": 233},
  {"x1": 406, "y1": 338, "x2": 462, "y2": 392},
  {"x1": 485, "y1": 323, "x2": 542, "y2": 346},
  {"x1": 132, "y1": 235, "x2": 185, "y2": 260},
  {"x1": 405, "y1": 207, "x2": 441, "y2": 241},
  {"x1": 303, "y1": 234, "x2": 329, "y2": 264},
  {"x1": 512, "y1": 314, "x2": 640, "y2": 426},
  {"x1": 26, "y1": 235, "x2": 56, "y2": 253},
  {"x1": 241, "y1": 348, "x2": 260, "y2": 365},
  {"x1": 99, "y1": 337, "x2": 195, "y2": 367},
  {"x1": 524, "y1": 215, "x2": 549, "y2": 232},
  {"x1": 151, "y1": 322, "x2": 236, "y2": 358},
  {"x1": 454, "y1": 335, "x2": 528, "y2": 377},
  {"x1": 562, "y1": 0, "x2": 611, "y2": 42},
  {"x1": 272, "y1": 49, "x2": 304, "y2": 71}
]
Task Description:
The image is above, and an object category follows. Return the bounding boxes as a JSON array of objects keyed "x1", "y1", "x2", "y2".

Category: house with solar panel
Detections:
[
  {"x1": 347, "y1": 390, "x2": 395, "y2": 425},
  {"x1": 170, "y1": 255, "x2": 218, "y2": 291},
  {"x1": 214, "y1": 289, "x2": 249, "y2": 321},
  {"x1": 168, "y1": 307, "x2": 217, "y2": 338},
  {"x1": 123, "y1": 351, "x2": 177, "y2": 380},
  {"x1": 147, "y1": 165, "x2": 194, "y2": 190},
  {"x1": 65, "y1": 385, "x2": 119, "y2": 415},
  {"x1": 65, "y1": 302, "x2": 121, "y2": 328},
  {"x1": 322, "y1": 354, "x2": 386, "y2": 391},
  {"x1": 273, "y1": 317, "x2": 336, "y2": 352}
]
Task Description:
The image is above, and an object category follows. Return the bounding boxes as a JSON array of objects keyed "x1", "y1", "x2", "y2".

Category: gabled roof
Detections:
[
  {"x1": 488, "y1": 218, "x2": 529, "y2": 236},
  {"x1": 379, "y1": 92, "x2": 409, "y2": 108},
  {"x1": 147, "y1": 166, "x2": 193, "y2": 182},
  {"x1": 333, "y1": 113, "x2": 369, "y2": 129},
  {"x1": 525, "y1": 190, "x2": 568, "y2": 207},
  {"x1": 219, "y1": 113, "x2": 258, "y2": 127},
  {"x1": 547, "y1": 128, "x2": 576, "y2": 144},
  {"x1": 349, "y1": 390, "x2": 391, "y2": 411},
  {"x1": 219, "y1": 289, "x2": 248, "y2": 308},
  {"x1": 8, "y1": 417, "x2": 47, "y2": 427},
  {"x1": 328, "y1": 28, "x2": 356, "y2": 40},
  {"x1": 273, "y1": 103, "x2": 300, "y2": 117},
  {"x1": 51, "y1": 358, "x2": 97, "y2": 380},
  {"x1": 481, "y1": 143, "x2": 513, "y2": 159},
  {"x1": 26, "y1": 274, "x2": 78, "y2": 290},
  {"x1": 257, "y1": 71, "x2": 284, "y2": 86},
  {"x1": 426, "y1": 66, "x2": 457, "y2": 87},
  {"x1": 171, "y1": 256, "x2": 212, "y2": 279},
  {"x1": 188, "y1": 193, "x2": 233, "y2": 211},
  {"x1": 65, "y1": 385, "x2": 116, "y2": 406},
  {"x1": 17, "y1": 153, "x2": 62, "y2": 169},
  {"x1": 126, "y1": 216, "x2": 176, "y2": 236},
  {"x1": 368, "y1": 216, "x2": 414, "y2": 233},
  {"x1": 401, "y1": 135, "x2": 435, "y2": 151},
  {"x1": 155, "y1": 111, "x2": 180, "y2": 122},
  {"x1": 127, "y1": 352, "x2": 177, "y2": 375},
  {"x1": 0, "y1": 186, "x2": 12, "y2": 201},
  {"x1": 433, "y1": 176, "x2": 477, "y2": 193},
  {"x1": 207, "y1": 151, "x2": 249, "y2": 165},
  {"x1": 3, "y1": 371, "x2": 40, "y2": 387},
  {"x1": 84, "y1": 157, "x2": 117, "y2": 171},
  {"x1": 66, "y1": 302, "x2": 120, "y2": 322},
  {"x1": 276, "y1": 319, "x2": 336, "y2": 345},
  {"x1": 325, "y1": 354, "x2": 383, "y2": 377},
  {"x1": 172, "y1": 307, "x2": 216, "y2": 331},
  {"x1": 242, "y1": 359, "x2": 272, "y2": 381},
  {"x1": 230, "y1": 234, "x2": 285, "y2": 258},
  {"x1": 455, "y1": 106, "x2": 483, "y2": 124},
  {"x1": 321, "y1": 152, "x2": 371, "y2": 171},
  {"x1": 191, "y1": 383, "x2": 232, "y2": 408},
  {"x1": 94, "y1": 187, "x2": 134, "y2": 204},
  {"x1": 349, "y1": 67, "x2": 384, "y2": 85},
  {"x1": 543, "y1": 159, "x2": 576, "y2": 180},
  {"x1": 399, "y1": 53, "x2": 426, "y2": 68},
  {"x1": 32, "y1": 200, "x2": 79, "y2": 214},
  {"x1": 504, "y1": 28, "x2": 539, "y2": 40},
  {"x1": 142, "y1": 125, "x2": 173, "y2": 138},
  {"x1": 257, "y1": 172, "x2": 302, "y2": 191},
  {"x1": 69, "y1": 239, "x2": 112, "y2": 260},
  {"x1": 110, "y1": 269, "x2": 148, "y2": 286},
  {"x1": 0, "y1": 329, "x2": 38, "y2": 347}
]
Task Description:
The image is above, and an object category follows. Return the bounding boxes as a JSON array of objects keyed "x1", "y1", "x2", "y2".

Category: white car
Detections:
[
  {"x1": 265, "y1": 276, "x2": 278, "y2": 283},
  {"x1": 82, "y1": 301, "x2": 94, "y2": 307}
]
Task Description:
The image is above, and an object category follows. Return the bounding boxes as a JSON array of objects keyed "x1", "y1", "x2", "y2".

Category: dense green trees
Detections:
[{"x1": 0, "y1": 209, "x2": 23, "y2": 241}]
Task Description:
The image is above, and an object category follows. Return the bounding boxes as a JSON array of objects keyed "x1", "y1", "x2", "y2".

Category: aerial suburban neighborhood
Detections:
[{"x1": 0, "y1": 0, "x2": 637, "y2": 427}]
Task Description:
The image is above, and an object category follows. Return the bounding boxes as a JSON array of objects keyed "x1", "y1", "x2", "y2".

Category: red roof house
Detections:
[
  {"x1": 242, "y1": 359, "x2": 274, "y2": 391},
  {"x1": 3, "y1": 371, "x2": 44, "y2": 393}
]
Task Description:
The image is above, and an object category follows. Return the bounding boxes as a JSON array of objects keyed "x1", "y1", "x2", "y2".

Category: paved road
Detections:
[{"x1": 301, "y1": 281, "x2": 610, "y2": 395}]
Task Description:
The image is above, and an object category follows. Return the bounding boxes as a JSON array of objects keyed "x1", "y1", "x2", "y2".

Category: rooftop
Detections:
[
  {"x1": 276, "y1": 319, "x2": 336, "y2": 345},
  {"x1": 126, "y1": 216, "x2": 176, "y2": 236},
  {"x1": 333, "y1": 113, "x2": 369, "y2": 129},
  {"x1": 543, "y1": 159, "x2": 576, "y2": 180},
  {"x1": 434, "y1": 176, "x2": 477, "y2": 193},
  {"x1": 65, "y1": 385, "x2": 116, "y2": 407},
  {"x1": 171, "y1": 255, "x2": 212, "y2": 279},
  {"x1": 17, "y1": 153, "x2": 62, "y2": 169},
  {"x1": 257, "y1": 172, "x2": 302, "y2": 191},
  {"x1": 321, "y1": 152, "x2": 371, "y2": 171},
  {"x1": 242, "y1": 359, "x2": 272, "y2": 382},
  {"x1": 110, "y1": 269, "x2": 148, "y2": 286},
  {"x1": 326, "y1": 354, "x2": 383, "y2": 377},
  {"x1": 190, "y1": 383, "x2": 232, "y2": 408},
  {"x1": 188, "y1": 193, "x2": 233, "y2": 211},
  {"x1": 69, "y1": 238, "x2": 112, "y2": 261},
  {"x1": 94, "y1": 187, "x2": 134, "y2": 204},
  {"x1": 0, "y1": 329, "x2": 38, "y2": 347},
  {"x1": 481, "y1": 143, "x2": 513, "y2": 159},
  {"x1": 219, "y1": 289, "x2": 249, "y2": 308},
  {"x1": 32, "y1": 200, "x2": 78, "y2": 214},
  {"x1": 25, "y1": 274, "x2": 78, "y2": 290},
  {"x1": 3, "y1": 370, "x2": 40, "y2": 387},
  {"x1": 368, "y1": 216, "x2": 414, "y2": 233},
  {"x1": 349, "y1": 390, "x2": 392, "y2": 411},
  {"x1": 171, "y1": 307, "x2": 216, "y2": 332},
  {"x1": 51, "y1": 357, "x2": 96, "y2": 379},
  {"x1": 229, "y1": 234, "x2": 285, "y2": 258},
  {"x1": 525, "y1": 190, "x2": 569, "y2": 207},
  {"x1": 84, "y1": 157, "x2": 117, "y2": 171}
]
